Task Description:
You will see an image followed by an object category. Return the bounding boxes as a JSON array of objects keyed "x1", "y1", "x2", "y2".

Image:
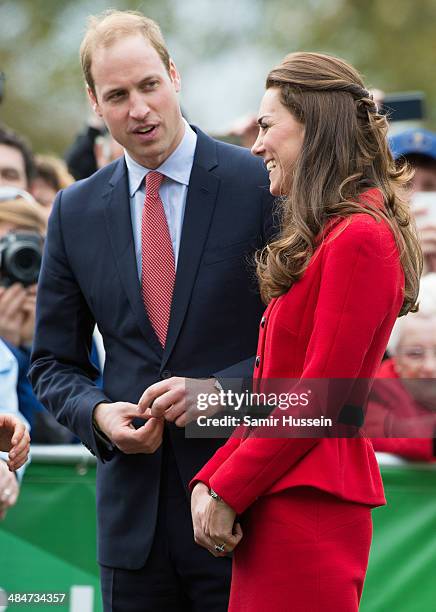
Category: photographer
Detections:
[{"x1": 0, "y1": 191, "x2": 47, "y2": 433}]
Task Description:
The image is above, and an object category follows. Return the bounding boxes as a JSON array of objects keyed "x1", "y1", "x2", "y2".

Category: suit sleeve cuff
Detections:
[{"x1": 83, "y1": 396, "x2": 116, "y2": 462}]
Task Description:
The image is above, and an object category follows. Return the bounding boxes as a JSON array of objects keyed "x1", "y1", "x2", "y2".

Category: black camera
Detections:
[{"x1": 0, "y1": 231, "x2": 43, "y2": 287}]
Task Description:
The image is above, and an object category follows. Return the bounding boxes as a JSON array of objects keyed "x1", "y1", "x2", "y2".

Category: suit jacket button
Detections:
[
  {"x1": 261, "y1": 316, "x2": 266, "y2": 328},
  {"x1": 161, "y1": 370, "x2": 172, "y2": 379},
  {"x1": 255, "y1": 356, "x2": 260, "y2": 368}
]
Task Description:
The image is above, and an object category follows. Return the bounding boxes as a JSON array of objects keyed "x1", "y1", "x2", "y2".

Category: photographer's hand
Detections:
[
  {"x1": 0, "y1": 284, "x2": 26, "y2": 346},
  {"x1": 20, "y1": 284, "x2": 37, "y2": 346}
]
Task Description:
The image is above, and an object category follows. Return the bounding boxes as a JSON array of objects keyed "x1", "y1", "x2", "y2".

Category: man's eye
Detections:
[{"x1": 109, "y1": 92, "x2": 125, "y2": 101}]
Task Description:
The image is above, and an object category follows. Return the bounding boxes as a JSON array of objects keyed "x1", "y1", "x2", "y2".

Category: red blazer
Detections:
[
  {"x1": 368, "y1": 358, "x2": 436, "y2": 461},
  {"x1": 192, "y1": 191, "x2": 404, "y2": 514}
]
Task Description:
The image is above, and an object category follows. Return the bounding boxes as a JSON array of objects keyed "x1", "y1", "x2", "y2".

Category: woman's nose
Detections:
[{"x1": 251, "y1": 131, "x2": 264, "y2": 157}]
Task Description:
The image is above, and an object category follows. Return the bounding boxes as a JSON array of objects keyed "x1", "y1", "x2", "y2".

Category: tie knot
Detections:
[{"x1": 146, "y1": 171, "x2": 164, "y2": 196}]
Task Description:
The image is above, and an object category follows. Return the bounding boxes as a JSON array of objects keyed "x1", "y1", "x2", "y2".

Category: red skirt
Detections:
[{"x1": 229, "y1": 486, "x2": 373, "y2": 612}]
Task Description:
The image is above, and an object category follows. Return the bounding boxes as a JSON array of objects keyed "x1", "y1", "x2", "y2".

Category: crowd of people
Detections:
[
  {"x1": 0, "y1": 122, "x2": 106, "y2": 518},
  {"x1": 0, "y1": 8, "x2": 435, "y2": 611}
]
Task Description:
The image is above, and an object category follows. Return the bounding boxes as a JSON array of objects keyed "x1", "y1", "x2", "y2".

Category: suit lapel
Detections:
[
  {"x1": 102, "y1": 159, "x2": 163, "y2": 357},
  {"x1": 161, "y1": 130, "x2": 220, "y2": 368}
]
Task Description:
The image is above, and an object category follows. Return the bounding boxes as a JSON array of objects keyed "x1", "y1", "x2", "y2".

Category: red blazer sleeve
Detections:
[
  {"x1": 205, "y1": 217, "x2": 403, "y2": 513},
  {"x1": 189, "y1": 437, "x2": 240, "y2": 490}
]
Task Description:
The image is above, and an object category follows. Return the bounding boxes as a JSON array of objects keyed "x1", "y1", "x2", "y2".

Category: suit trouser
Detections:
[
  {"x1": 229, "y1": 486, "x2": 373, "y2": 612},
  {"x1": 100, "y1": 436, "x2": 232, "y2": 612}
]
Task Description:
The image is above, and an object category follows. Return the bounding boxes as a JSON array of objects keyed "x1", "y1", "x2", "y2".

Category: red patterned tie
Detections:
[{"x1": 141, "y1": 171, "x2": 175, "y2": 346}]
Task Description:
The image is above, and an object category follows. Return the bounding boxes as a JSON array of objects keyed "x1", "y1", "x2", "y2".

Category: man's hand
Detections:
[
  {"x1": 0, "y1": 284, "x2": 27, "y2": 346},
  {"x1": 0, "y1": 414, "x2": 30, "y2": 470},
  {"x1": 93, "y1": 402, "x2": 164, "y2": 454},
  {"x1": 0, "y1": 459, "x2": 20, "y2": 520},
  {"x1": 137, "y1": 377, "x2": 221, "y2": 427},
  {"x1": 191, "y1": 482, "x2": 242, "y2": 556}
]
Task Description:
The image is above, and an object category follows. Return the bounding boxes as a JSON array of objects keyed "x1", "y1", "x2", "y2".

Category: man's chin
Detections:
[{"x1": 126, "y1": 143, "x2": 166, "y2": 169}]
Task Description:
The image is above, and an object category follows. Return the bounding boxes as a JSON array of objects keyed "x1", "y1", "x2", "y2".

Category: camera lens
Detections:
[
  {"x1": 13, "y1": 245, "x2": 41, "y2": 282},
  {"x1": 0, "y1": 232, "x2": 43, "y2": 286}
]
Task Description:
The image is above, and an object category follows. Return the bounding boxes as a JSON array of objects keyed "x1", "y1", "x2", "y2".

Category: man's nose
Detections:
[
  {"x1": 129, "y1": 92, "x2": 150, "y2": 121},
  {"x1": 251, "y1": 131, "x2": 264, "y2": 157}
]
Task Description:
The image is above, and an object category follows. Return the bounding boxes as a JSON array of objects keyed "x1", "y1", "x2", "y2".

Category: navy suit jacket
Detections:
[{"x1": 30, "y1": 127, "x2": 275, "y2": 568}]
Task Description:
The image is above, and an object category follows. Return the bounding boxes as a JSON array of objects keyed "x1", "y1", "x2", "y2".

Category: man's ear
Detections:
[
  {"x1": 169, "y1": 59, "x2": 181, "y2": 93},
  {"x1": 87, "y1": 86, "x2": 102, "y2": 117}
]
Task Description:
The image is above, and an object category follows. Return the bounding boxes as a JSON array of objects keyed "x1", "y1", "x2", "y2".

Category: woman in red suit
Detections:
[{"x1": 190, "y1": 52, "x2": 422, "y2": 611}]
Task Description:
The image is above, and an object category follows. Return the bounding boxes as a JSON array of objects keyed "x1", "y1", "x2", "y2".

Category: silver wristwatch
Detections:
[{"x1": 209, "y1": 488, "x2": 223, "y2": 502}]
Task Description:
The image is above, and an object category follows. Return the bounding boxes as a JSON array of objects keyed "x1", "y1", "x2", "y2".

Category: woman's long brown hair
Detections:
[{"x1": 256, "y1": 52, "x2": 422, "y2": 316}]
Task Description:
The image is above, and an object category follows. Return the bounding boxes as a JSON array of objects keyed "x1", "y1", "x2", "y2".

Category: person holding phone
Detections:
[{"x1": 390, "y1": 128, "x2": 436, "y2": 273}]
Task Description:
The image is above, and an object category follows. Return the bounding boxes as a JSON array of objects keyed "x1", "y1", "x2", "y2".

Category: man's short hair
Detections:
[
  {"x1": 80, "y1": 9, "x2": 171, "y2": 96},
  {"x1": 0, "y1": 124, "x2": 35, "y2": 185}
]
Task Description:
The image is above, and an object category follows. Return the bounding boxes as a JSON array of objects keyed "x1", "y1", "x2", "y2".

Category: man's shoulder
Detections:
[
  {"x1": 61, "y1": 158, "x2": 124, "y2": 203},
  {"x1": 194, "y1": 126, "x2": 267, "y2": 179},
  {"x1": 216, "y1": 139, "x2": 263, "y2": 167}
]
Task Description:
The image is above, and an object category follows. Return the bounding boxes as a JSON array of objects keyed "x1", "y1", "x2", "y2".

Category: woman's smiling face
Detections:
[{"x1": 251, "y1": 87, "x2": 305, "y2": 196}]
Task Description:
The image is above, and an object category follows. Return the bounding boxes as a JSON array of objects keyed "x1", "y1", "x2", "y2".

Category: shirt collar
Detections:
[{"x1": 125, "y1": 119, "x2": 197, "y2": 197}]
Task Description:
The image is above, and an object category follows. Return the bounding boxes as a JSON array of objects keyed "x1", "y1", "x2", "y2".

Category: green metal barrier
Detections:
[
  {"x1": 361, "y1": 455, "x2": 436, "y2": 612},
  {"x1": 0, "y1": 448, "x2": 435, "y2": 611},
  {"x1": 0, "y1": 446, "x2": 99, "y2": 612}
]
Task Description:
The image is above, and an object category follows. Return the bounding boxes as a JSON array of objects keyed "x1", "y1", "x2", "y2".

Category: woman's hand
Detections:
[{"x1": 191, "y1": 482, "x2": 243, "y2": 556}]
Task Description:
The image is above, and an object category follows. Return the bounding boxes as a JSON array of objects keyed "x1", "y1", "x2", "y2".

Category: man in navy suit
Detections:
[{"x1": 30, "y1": 9, "x2": 274, "y2": 612}]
